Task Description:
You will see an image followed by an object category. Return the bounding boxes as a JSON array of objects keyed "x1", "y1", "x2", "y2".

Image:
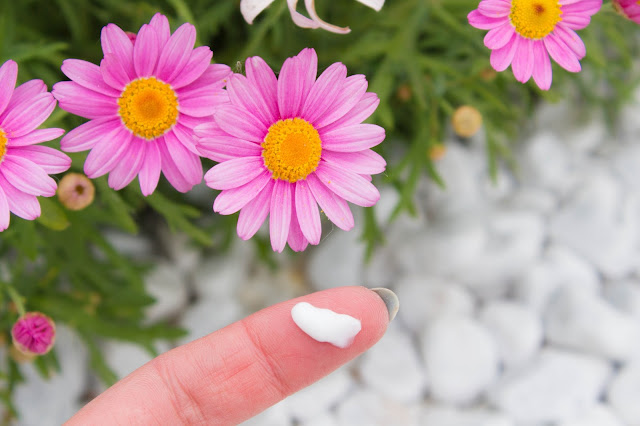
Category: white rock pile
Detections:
[{"x1": 10, "y1": 92, "x2": 640, "y2": 426}]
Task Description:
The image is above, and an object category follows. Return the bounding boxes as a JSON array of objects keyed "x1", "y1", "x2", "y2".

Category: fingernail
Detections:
[{"x1": 371, "y1": 288, "x2": 399, "y2": 322}]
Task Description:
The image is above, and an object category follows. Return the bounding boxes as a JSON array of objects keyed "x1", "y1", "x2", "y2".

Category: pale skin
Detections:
[{"x1": 65, "y1": 286, "x2": 390, "y2": 425}]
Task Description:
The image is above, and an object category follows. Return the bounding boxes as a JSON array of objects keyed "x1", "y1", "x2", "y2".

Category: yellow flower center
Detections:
[
  {"x1": 509, "y1": 0, "x2": 562, "y2": 40},
  {"x1": 117, "y1": 77, "x2": 178, "y2": 140},
  {"x1": 0, "y1": 129, "x2": 7, "y2": 165},
  {"x1": 261, "y1": 118, "x2": 322, "y2": 182}
]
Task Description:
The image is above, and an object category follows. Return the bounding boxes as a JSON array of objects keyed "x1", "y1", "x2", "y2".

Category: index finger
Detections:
[{"x1": 65, "y1": 286, "x2": 397, "y2": 425}]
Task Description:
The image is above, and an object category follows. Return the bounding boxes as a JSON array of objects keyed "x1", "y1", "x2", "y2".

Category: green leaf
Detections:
[{"x1": 36, "y1": 198, "x2": 70, "y2": 231}]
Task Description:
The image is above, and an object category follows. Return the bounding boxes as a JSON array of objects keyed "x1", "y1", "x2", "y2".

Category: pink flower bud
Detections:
[
  {"x1": 11, "y1": 312, "x2": 56, "y2": 356},
  {"x1": 57, "y1": 173, "x2": 95, "y2": 211}
]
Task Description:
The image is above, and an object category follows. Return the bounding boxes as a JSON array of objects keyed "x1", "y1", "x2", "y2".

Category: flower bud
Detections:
[
  {"x1": 612, "y1": 0, "x2": 640, "y2": 24},
  {"x1": 57, "y1": 173, "x2": 95, "y2": 211},
  {"x1": 451, "y1": 105, "x2": 483, "y2": 138},
  {"x1": 11, "y1": 312, "x2": 56, "y2": 356}
]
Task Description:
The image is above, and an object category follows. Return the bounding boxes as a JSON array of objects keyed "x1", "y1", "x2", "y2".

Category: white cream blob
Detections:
[{"x1": 291, "y1": 302, "x2": 362, "y2": 348}]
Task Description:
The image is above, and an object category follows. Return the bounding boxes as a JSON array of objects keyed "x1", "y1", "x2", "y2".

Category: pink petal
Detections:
[
  {"x1": 314, "y1": 161, "x2": 380, "y2": 207},
  {"x1": 214, "y1": 105, "x2": 267, "y2": 143},
  {"x1": 61, "y1": 59, "x2": 121, "y2": 97},
  {"x1": 314, "y1": 75, "x2": 368, "y2": 129},
  {"x1": 468, "y1": 9, "x2": 506, "y2": 30},
  {"x1": 213, "y1": 170, "x2": 271, "y2": 215},
  {"x1": 512, "y1": 36, "x2": 535, "y2": 83},
  {"x1": 269, "y1": 179, "x2": 292, "y2": 252},
  {"x1": 321, "y1": 123, "x2": 385, "y2": 152},
  {"x1": 163, "y1": 130, "x2": 203, "y2": 186},
  {"x1": 101, "y1": 23, "x2": 135, "y2": 80},
  {"x1": 108, "y1": 138, "x2": 146, "y2": 190},
  {"x1": 321, "y1": 149, "x2": 386, "y2": 175},
  {"x1": 478, "y1": 0, "x2": 511, "y2": 17},
  {"x1": 237, "y1": 179, "x2": 274, "y2": 240},
  {"x1": 179, "y1": 90, "x2": 224, "y2": 118},
  {"x1": 484, "y1": 22, "x2": 515, "y2": 50},
  {"x1": 559, "y1": 14, "x2": 591, "y2": 30},
  {"x1": 1, "y1": 156, "x2": 57, "y2": 197},
  {"x1": 60, "y1": 118, "x2": 121, "y2": 152},
  {"x1": 10, "y1": 145, "x2": 71, "y2": 174},
  {"x1": 139, "y1": 140, "x2": 162, "y2": 196},
  {"x1": 544, "y1": 33, "x2": 581, "y2": 72},
  {"x1": 84, "y1": 126, "x2": 132, "y2": 178},
  {"x1": 287, "y1": 199, "x2": 309, "y2": 252},
  {"x1": 156, "y1": 23, "x2": 196, "y2": 83},
  {"x1": 227, "y1": 74, "x2": 272, "y2": 127},
  {"x1": 197, "y1": 134, "x2": 262, "y2": 162},
  {"x1": 180, "y1": 64, "x2": 231, "y2": 92},
  {"x1": 9, "y1": 128, "x2": 65, "y2": 147},
  {"x1": 286, "y1": 0, "x2": 321, "y2": 28},
  {"x1": 1, "y1": 80, "x2": 46, "y2": 124},
  {"x1": 100, "y1": 53, "x2": 131, "y2": 91},
  {"x1": 133, "y1": 24, "x2": 160, "y2": 77},
  {"x1": 245, "y1": 56, "x2": 279, "y2": 124},
  {"x1": 532, "y1": 40, "x2": 552, "y2": 90},
  {"x1": 277, "y1": 48, "x2": 318, "y2": 119},
  {"x1": 52, "y1": 82, "x2": 118, "y2": 119},
  {"x1": 490, "y1": 32, "x2": 518, "y2": 72},
  {"x1": 0, "y1": 174, "x2": 40, "y2": 220},
  {"x1": 1, "y1": 93, "x2": 56, "y2": 138},
  {"x1": 170, "y1": 123, "x2": 201, "y2": 155},
  {"x1": 157, "y1": 137, "x2": 195, "y2": 192},
  {"x1": 301, "y1": 63, "x2": 347, "y2": 124},
  {"x1": 553, "y1": 25, "x2": 586, "y2": 59},
  {"x1": 306, "y1": 173, "x2": 354, "y2": 231},
  {"x1": 204, "y1": 156, "x2": 266, "y2": 190},
  {"x1": 170, "y1": 46, "x2": 213, "y2": 89},
  {"x1": 295, "y1": 180, "x2": 321, "y2": 245},
  {"x1": 0, "y1": 60, "x2": 18, "y2": 117},
  {"x1": 149, "y1": 13, "x2": 171, "y2": 46},
  {"x1": 320, "y1": 92, "x2": 379, "y2": 132},
  {"x1": 0, "y1": 184, "x2": 9, "y2": 231}
]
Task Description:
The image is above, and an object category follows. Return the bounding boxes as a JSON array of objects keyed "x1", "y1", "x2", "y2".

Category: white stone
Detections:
[
  {"x1": 285, "y1": 367, "x2": 353, "y2": 422},
  {"x1": 102, "y1": 340, "x2": 170, "y2": 381},
  {"x1": 240, "y1": 399, "x2": 291, "y2": 426},
  {"x1": 157, "y1": 226, "x2": 202, "y2": 274},
  {"x1": 308, "y1": 223, "x2": 365, "y2": 291},
  {"x1": 560, "y1": 404, "x2": 624, "y2": 426},
  {"x1": 192, "y1": 241, "x2": 253, "y2": 300},
  {"x1": 603, "y1": 280, "x2": 640, "y2": 321},
  {"x1": 490, "y1": 348, "x2": 611, "y2": 424},
  {"x1": 394, "y1": 217, "x2": 487, "y2": 278},
  {"x1": 608, "y1": 361, "x2": 640, "y2": 426},
  {"x1": 453, "y1": 210, "x2": 544, "y2": 298},
  {"x1": 359, "y1": 323, "x2": 427, "y2": 402},
  {"x1": 516, "y1": 245, "x2": 600, "y2": 312},
  {"x1": 549, "y1": 172, "x2": 638, "y2": 279},
  {"x1": 291, "y1": 302, "x2": 361, "y2": 349},
  {"x1": 336, "y1": 388, "x2": 420, "y2": 426},
  {"x1": 362, "y1": 244, "x2": 402, "y2": 290},
  {"x1": 422, "y1": 316, "x2": 499, "y2": 404},
  {"x1": 178, "y1": 298, "x2": 244, "y2": 345},
  {"x1": 506, "y1": 186, "x2": 558, "y2": 215},
  {"x1": 612, "y1": 141, "x2": 640, "y2": 193},
  {"x1": 13, "y1": 326, "x2": 89, "y2": 426},
  {"x1": 519, "y1": 131, "x2": 575, "y2": 195},
  {"x1": 374, "y1": 184, "x2": 401, "y2": 225},
  {"x1": 299, "y1": 413, "x2": 339, "y2": 426},
  {"x1": 395, "y1": 275, "x2": 474, "y2": 333},
  {"x1": 144, "y1": 261, "x2": 190, "y2": 322},
  {"x1": 103, "y1": 230, "x2": 153, "y2": 260},
  {"x1": 545, "y1": 287, "x2": 639, "y2": 361},
  {"x1": 480, "y1": 301, "x2": 543, "y2": 368},
  {"x1": 420, "y1": 405, "x2": 514, "y2": 426}
]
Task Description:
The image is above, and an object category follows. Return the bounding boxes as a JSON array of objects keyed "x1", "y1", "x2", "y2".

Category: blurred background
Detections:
[{"x1": 1, "y1": 0, "x2": 640, "y2": 425}]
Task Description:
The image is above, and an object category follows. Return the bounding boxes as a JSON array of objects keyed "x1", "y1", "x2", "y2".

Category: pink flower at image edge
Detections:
[
  {"x1": 468, "y1": 0, "x2": 602, "y2": 90},
  {"x1": 613, "y1": 0, "x2": 640, "y2": 24},
  {"x1": 196, "y1": 48, "x2": 386, "y2": 253},
  {"x1": 0, "y1": 60, "x2": 71, "y2": 231},
  {"x1": 12, "y1": 312, "x2": 56, "y2": 356},
  {"x1": 53, "y1": 13, "x2": 232, "y2": 196}
]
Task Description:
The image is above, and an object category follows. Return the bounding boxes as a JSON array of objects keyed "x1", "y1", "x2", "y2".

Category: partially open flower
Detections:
[
  {"x1": 11, "y1": 312, "x2": 56, "y2": 356},
  {"x1": 612, "y1": 0, "x2": 640, "y2": 24},
  {"x1": 241, "y1": 0, "x2": 385, "y2": 34},
  {"x1": 57, "y1": 173, "x2": 95, "y2": 210},
  {"x1": 452, "y1": 105, "x2": 483, "y2": 138}
]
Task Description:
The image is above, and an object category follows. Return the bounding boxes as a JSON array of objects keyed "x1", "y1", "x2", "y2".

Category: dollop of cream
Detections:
[{"x1": 291, "y1": 302, "x2": 362, "y2": 348}]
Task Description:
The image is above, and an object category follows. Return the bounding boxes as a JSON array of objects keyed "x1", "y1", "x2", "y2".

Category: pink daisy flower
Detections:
[
  {"x1": 196, "y1": 48, "x2": 386, "y2": 253},
  {"x1": 0, "y1": 60, "x2": 71, "y2": 231},
  {"x1": 468, "y1": 0, "x2": 602, "y2": 90},
  {"x1": 12, "y1": 312, "x2": 56, "y2": 356},
  {"x1": 613, "y1": 0, "x2": 640, "y2": 24},
  {"x1": 53, "y1": 13, "x2": 232, "y2": 196}
]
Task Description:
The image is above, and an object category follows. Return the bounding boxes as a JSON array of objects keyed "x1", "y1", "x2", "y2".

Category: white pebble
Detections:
[
  {"x1": 490, "y1": 348, "x2": 611, "y2": 424},
  {"x1": 608, "y1": 361, "x2": 640, "y2": 426},
  {"x1": 480, "y1": 301, "x2": 543, "y2": 368},
  {"x1": 308, "y1": 227, "x2": 365, "y2": 291},
  {"x1": 144, "y1": 262, "x2": 189, "y2": 323},
  {"x1": 359, "y1": 324, "x2": 427, "y2": 402},
  {"x1": 291, "y1": 302, "x2": 361, "y2": 349},
  {"x1": 285, "y1": 367, "x2": 353, "y2": 422},
  {"x1": 336, "y1": 388, "x2": 420, "y2": 426},
  {"x1": 420, "y1": 404, "x2": 514, "y2": 426},
  {"x1": 559, "y1": 403, "x2": 624, "y2": 426},
  {"x1": 422, "y1": 316, "x2": 499, "y2": 404}
]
